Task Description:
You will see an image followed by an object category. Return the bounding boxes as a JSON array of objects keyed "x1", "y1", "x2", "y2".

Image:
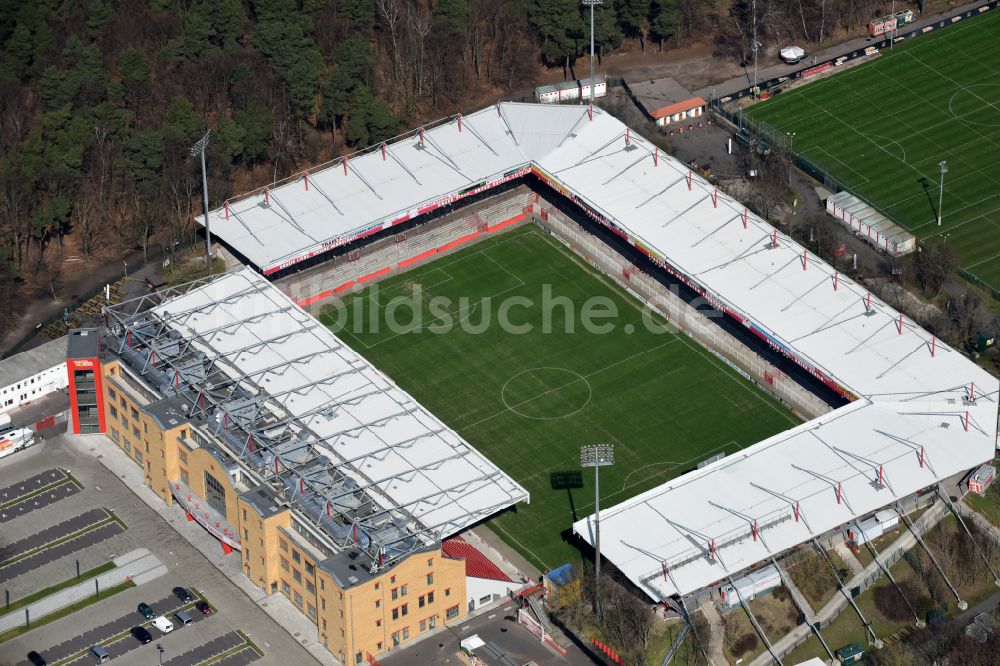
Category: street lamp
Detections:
[
  {"x1": 581, "y1": 0, "x2": 603, "y2": 106},
  {"x1": 190, "y1": 130, "x2": 213, "y2": 274},
  {"x1": 786, "y1": 131, "x2": 797, "y2": 153},
  {"x1": 157, "y1": 642, "x2": 165, "y2": 665},
  {"x1": 580, "y1": 444, "x2": 614, "y2": 616},
  {"x1": 937, "y1": 160, "x2": 948, "y2": 226}
]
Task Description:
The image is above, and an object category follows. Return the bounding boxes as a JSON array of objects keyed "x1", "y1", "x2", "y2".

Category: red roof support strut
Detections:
[
  {"x1": 304, "y1": 172, "x2": 309, "y2": 190},
  {"x1": 457, "y1": 113, "x2": 463, "y2": 132},
  {"x1": 743, "y1": 207, "x2": 748, "y2": 229},
  {"x1": 836, "y1": 482, "x2": 842, "y2": 504},
  {"x1": 224, "y1": 200, "x2": 229, "y2": 219},
  {"x1": 264, "y1": 186, "x2": 269, "y2": 206}
]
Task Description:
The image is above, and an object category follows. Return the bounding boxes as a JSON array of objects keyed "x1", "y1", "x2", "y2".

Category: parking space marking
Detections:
[
  {"x1": 0, "y1": 508, "x2": 107, "y2": 561},
  {"x1": 0, "y1": 480, "x2": 80, "y2": 523},
  {"x1": 14, "y1": 589, "x2": 210, "y2": 666},
  {"x1": 0, "y1": 469, "x2": 67, "y2": 506},
  {"x1": 162, "y1": 631, "x2": 244, "y2": 666},
  {"x1": 0, "y1": 521, "x2": 125, "y2": 584},
  {"x1": 212, "y1": 644, "x2": 264, "y2": 666}
]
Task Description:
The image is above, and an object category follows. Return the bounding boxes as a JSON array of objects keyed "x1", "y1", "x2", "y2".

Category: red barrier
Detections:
[
  {"x1": 398, "y1": 248, "x2": 438, "y2": 269},
  {"x1": 358, "y1": 267, "x2": 391, "y2": 283},
  {"x1": 35, "y1": 415, "x2": 56, "y2": 431},
  {"x1": 296, "y1": 290, "x2": 333, "y2": 308},
  {"x1": 487, "y1": 212, "x2": 526, "y2": 233},
  {"x1": 438, "y1": 231, "x2": 481, "y2": 253}
]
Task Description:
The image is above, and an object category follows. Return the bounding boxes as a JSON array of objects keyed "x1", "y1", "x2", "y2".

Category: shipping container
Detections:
[
  {"x1": 968, "y1": 465, "x2": 996, "y2": 496},
  {"x1": 848, "y1": 509, "x2": 899, "y2": 546},
  {"x1": 869, "y1": 16, "x2": 899, "y2": 37},
  {"x1": 720, "y1": 565, "x2": 781, "y2": 608},
  {"x1": 535, "y1": 77, "x2": 608, "y2": 104}
]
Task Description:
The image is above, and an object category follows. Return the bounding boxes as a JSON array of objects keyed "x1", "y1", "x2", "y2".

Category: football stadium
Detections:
[
  {"x1": 63, "y1": 101, "x2": 999, "y2": 663},
  {"x1": 748, "y1": 9, "x2": 1000, "y2": 292}
]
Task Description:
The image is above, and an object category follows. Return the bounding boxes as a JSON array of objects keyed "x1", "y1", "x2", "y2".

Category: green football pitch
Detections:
[
  {"x1": 319, "y1": 225, "x2": 797, "y2": 571},
  {"x1": 748, "y1": 10, "x2": 1000, "y2": 292}
]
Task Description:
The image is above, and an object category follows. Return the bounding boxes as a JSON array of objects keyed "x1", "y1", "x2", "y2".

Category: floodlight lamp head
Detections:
[
  {"x1": 581, "y1": 0, "x2": 603, "y2": 5},
  {"x1": 190, "y1": 129, "x2": 211, "y2": 157},
  {"x1": 580, "y1": 444, "x2": 615, "y2": 467},
  {"x1": 939, "y1": 160, "x2": 948, "y2": 174}
]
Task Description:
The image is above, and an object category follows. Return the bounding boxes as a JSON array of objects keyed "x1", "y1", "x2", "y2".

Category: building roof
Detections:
[
  {"x1": 195, "y1": 102, "x2": 997, "y2": 600},
  {"x1": 67, "y1": 329, "x2": 101, "y2": 360},
  {"x1": 103, "y1": 269, "x2": 529, "y2": 571},
  {"x1": 625, "y1": 78, "x2": 706, "y2": 118},
  {"x1": 200, "y1": 104, "x2": 590, "y2": 275},
  {"x1": 442, "y1": 536, "x2": 513, "y2": 582},
  {"x1": 0, "y1": 338, "x2": 66, "y2": 390}
]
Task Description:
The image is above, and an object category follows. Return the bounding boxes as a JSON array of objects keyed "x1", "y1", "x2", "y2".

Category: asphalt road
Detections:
[
  {"x1": 0, "y1": 521, "x2": 124, "y2": 584},
  {"x1": 0, "y1": 480, "x2": 80, "y2": 524},
  {"x1": 162, "y1": 631, "x2": 244, "y2": 666},
  {"x1": 0, "y1": 469, "x2": 66, "y2": 504}
]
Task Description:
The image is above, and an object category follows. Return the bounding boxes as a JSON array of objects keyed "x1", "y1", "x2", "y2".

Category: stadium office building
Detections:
[{"x1": 63, "y1": 103, "x2": 999, "y2": 660}]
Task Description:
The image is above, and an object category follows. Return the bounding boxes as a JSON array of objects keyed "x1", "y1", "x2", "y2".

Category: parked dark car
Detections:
[
  {"x1": 195, "y1": 600, "x2": 213, "y2": 615},
  {"x1": 27, "y1": 651, "x2": 47, "y2": 666},
  {"x1": 173, "y1": 586, "x2": 193, "y2": 603},
  {"x1": 137, "y1": 602, "x2": 154, "y2": 619},
  {"x1": 131, "y1": 626, "x2": 153, "y2": 644}
]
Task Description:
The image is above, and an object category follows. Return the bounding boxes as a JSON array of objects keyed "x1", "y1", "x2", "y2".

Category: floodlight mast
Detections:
[
  {"x1": 582, "y1": 0, "x2": 603, "y2": 106},
  {"x1": 937, "y1": 160, "x2": 948, "y2": 226},
  {"x1": 191, "y1": 130, "x2": 213, "y2": 274},
  {"x1": 580, "y1": 443, "x2": 614, "y2": 616}
]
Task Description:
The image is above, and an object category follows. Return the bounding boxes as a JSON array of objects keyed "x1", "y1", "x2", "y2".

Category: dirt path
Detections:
[{"x1": 699, "y1": 600, "x2": 728, "y2": 666}]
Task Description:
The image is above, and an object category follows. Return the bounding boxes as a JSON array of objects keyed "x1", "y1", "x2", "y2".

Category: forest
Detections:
[{"x1": 0, "y1": 0, "x2": 897, "y2": 341}]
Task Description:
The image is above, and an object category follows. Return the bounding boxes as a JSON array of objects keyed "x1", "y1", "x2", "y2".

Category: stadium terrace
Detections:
[{"x1": 190, "y1": 102, "x2": 997, "y2": 604}]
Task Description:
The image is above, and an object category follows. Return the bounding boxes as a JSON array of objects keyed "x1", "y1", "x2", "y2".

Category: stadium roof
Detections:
[
  {"x1": 103, "y1": 268, "x2": 528, "y2": 570},
  {"x1": 201, "y1": 102, "x2": 998, "y2": 598}
]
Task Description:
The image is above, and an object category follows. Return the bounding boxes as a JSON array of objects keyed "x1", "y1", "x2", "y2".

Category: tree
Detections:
[
  {"x1": 618, "y1": 0, "x2": 652, "y2": 51},
  {"x1": 529, "y1": 0, "x2": 584, "y2": 76},
  {"x1": 915, "y1": 239, "x2": 958, "y2": 297},
  {"x1": 651, "y1": 0, "x2": 681, "y2": 50},
  {"x1": 118, "y1": 47, "x2": 150, "y2": 88}
]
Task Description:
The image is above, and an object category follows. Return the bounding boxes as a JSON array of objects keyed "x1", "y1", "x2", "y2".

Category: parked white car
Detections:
[{"x1": 152, "y1": 615, "x2": 174, "y2": 633}]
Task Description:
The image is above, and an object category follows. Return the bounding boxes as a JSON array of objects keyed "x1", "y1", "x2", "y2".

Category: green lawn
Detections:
[
  {"x1": 748, "y1": 10, "x2": 1000, "y2": 292},
  {"x1": 322, "y1": 225, "x2": 798, "y2": 571}
]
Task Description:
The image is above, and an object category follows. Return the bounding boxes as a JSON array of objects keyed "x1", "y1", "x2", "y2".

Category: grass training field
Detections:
[
  {"x1": 748, "y1": 10, "x2": 1000, "y2": 292},
  {"x1": 320, "y1": 224, "x2": 797, "y2": 571}
]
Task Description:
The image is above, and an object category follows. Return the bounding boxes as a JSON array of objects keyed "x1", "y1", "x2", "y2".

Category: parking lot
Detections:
[{"x1": 0, "y1": 434, "x2": 319, "y2": 666}]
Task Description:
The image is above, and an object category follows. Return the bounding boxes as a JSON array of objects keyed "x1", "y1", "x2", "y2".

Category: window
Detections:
[
  {"x1": 293, "y1": 569, "x2": 302, "y2": 583},
  {"x1": 445, "y1": 588, "x2": 451, "y2": 597},
  {"x1": 446, "y1": 605, "x2": 459, "y2": 620},
  {"x1": 108, "y1": 388, "x2": 117, "y2": 400},
  {"x1": 292, "y1": 550, "x2": 301, "y2": 564},
  {"x1": 429, "y1": 616, "x2": 436, "y2": 629},
  {"x1": 427, "y1": 573, "x2": 433, "y2": 585},
  {"x1": 427, "y1": 591, "x2": 434, "y2": 604},
  {"x1": 376, "y1": 619, "x2": 382, "y2": 627},
  {"x1": 390, "y1": 576, "x2": 396, "y2": 584},
  {"x1": 392, "y1": 608, "x2": 399, "y2": 620},
  {"x1": 305, "y1": 562, "x2": 314, "y2": 576},
  {"x1": 132, "y1": 426, "x2": 140, "y2": 439},
  {"x1": 279, "y1": 539, "x2": 288, "y2": 552},
  {"x1": 391, "y1": 632, "x2": 400, "y2": 647},
  {"x1": 355, "y1": 652, "x2": 363, "y2": 665},
  {"x1": 120, "y1": 414, "x2": 127, "y2": 426},
  {"x1": 375, "y1": 599, "x2": 380, "y2": 608},
  {"x1": 293, "y1": 591, "x2": 303, "y2": 607},
  {"x1": 119, "y1": 396, "x2": 125, "y2": 408},
  {"x1": 419, "y1": 595, "x2": 425, "y2": 608},
  {"x1": 391, "y1": 588, "x2": 398, "y2": 601},
  {"x1": 400, "y1": 585, "x2": 408, "y2": 597},
  {"x1": 130, "y1": 407, "x2": 139, "y2": 420},
  {"x1": 180, "y1": 468, "x2": 189, "y2": 486},
  {"x1": 401, "y1": 603, "x2": 408, "y2": 616},
  {"x1": 123, "y1": 439, "x2": 130, "y2": 453},
  {"x1": 110, "y1": 405, "x2": 118, "y2": 419},
  {"x1": 179, "y1": 449, "x2": 188, "y2": 464},
  {"x1": 402, "y1": 627, "x2": 409, "y2": 640},
  {"x1": 242, "y1": 509, "x2": 247, "y2": 522},
  {"x1": 479, "y1": 595, "x2": 490, "y2": 605},
  {"x1": 377, "y1": 642, "x2": 382, "y2": 651},
  {"x1": 243, "y1": 529, "x2": 249, "y2": 541},
  {"x1": 321, "y1": 597, "x2": 326, "y2": 611},
  {"x1": 307, "y1": 604, "x2": 317, "y2": 620},
  {"x1": 306, "y1": 581, "x2": 315, "y2": 594},
  {"x1": 320, "y1": 579, "x2": 324, "y2": 591},
  {"x1": 110, "y1": 428, "x2": 119, "y2": 443},
  {"x1": 280, "y1": 557, "x2": 289, "y2": 572},
  {"x1": 134, "y1": 449, "x2": 143, "y2": 463},
  {"x1": 427, "y1": 558, "x2": 433, "y2": 567},
  {"x1": 143, "y1": 422, "x2": 148, "y2": 434},
  {"x1": 374, "y1": 582, "x2": 380, "y2": 590},
  {"x1": 419, "y1": 620, "x2": 426, "y2": 632},
  {"x1": 281, "y1": 580, "x2": 291, "y2": 595}
]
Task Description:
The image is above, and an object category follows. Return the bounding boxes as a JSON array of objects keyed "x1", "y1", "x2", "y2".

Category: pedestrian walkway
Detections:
[
  {"x1": 699, "y1": 599, "x2": 727, "y2": 666},
  {"x1": 0, "y1": 548, "x2": 165, "y2": 634},
  {"x1": 835, "y1": 542, "x2": 863, "y2": 577}
]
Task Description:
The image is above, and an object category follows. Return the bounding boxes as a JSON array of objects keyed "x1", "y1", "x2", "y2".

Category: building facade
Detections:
[{"x1": 94, "y1": 352, "x2": 469, "y2": 663}]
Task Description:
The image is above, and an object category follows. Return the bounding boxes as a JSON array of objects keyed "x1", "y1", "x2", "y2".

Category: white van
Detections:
[{"x1": 152, "y1": 615, "x2": 174, "y2": 633}]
